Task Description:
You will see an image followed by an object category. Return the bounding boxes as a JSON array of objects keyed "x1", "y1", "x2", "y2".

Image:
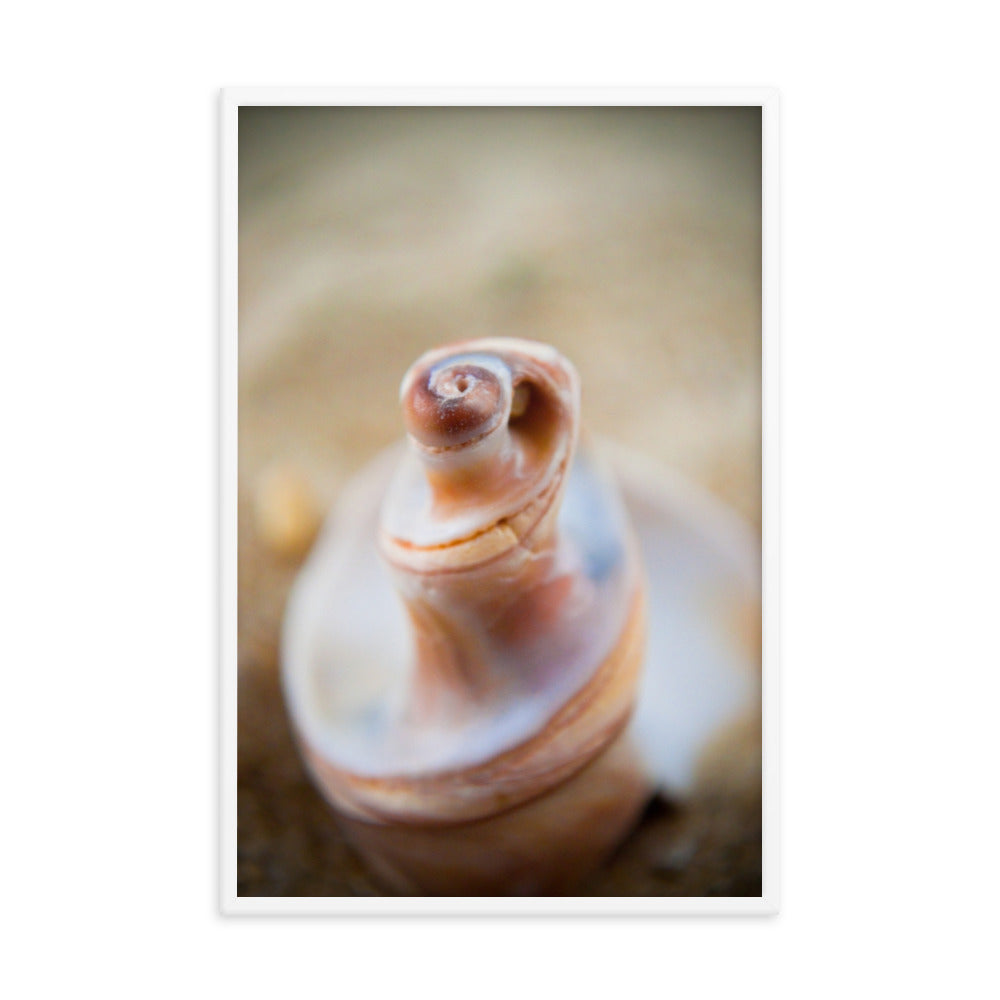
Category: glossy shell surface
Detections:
[
  {"x1": 283, "y1": 440, "x2": 759, "y2": 798},
  {"x1": 281, "y1": 338, "x2": 759, "y2": 892}
]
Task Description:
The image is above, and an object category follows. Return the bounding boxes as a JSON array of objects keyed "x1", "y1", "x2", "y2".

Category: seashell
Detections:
[{"x1": 282, "y1": 337, "x2": 760, "y2": 894}]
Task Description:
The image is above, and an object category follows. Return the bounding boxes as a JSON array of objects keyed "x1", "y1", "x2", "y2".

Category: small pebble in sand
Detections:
[{"x1": 254, "y1": 463, "x2": 321, "y2": 559}]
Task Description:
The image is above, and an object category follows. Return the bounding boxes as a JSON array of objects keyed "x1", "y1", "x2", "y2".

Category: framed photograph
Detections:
[{"x1": 221, "y1": 89, "x2": 778, "y2": 914}]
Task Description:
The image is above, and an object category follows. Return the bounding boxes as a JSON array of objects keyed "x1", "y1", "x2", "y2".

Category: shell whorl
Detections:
[
  {"x1": 382, "y1": 338, "x2": 580, "y2": 566},
  {"x1": 289, "y1": 339, "x2": 645, "y2": 830},
  {"x1": 349, "y1": 339, "x2": 642, "y2": 806}
]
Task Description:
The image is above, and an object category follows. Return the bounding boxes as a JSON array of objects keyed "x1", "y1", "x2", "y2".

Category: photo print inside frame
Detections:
[{"x1": 225, "y1": 95, "x2": 775, "y2": 912}]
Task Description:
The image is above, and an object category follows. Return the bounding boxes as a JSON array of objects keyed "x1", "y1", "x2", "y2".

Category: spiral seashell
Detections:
[{"x1": 282, "y1": 337, "x2": 759, "y2": 894}]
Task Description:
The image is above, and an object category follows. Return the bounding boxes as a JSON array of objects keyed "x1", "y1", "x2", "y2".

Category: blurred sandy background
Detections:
[{"x1": 238, "y1": 106, "x2": 762, "y2": 896}]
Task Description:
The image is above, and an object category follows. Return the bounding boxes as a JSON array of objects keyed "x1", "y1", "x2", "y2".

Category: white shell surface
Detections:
[
  {"x1": 282, "y1": 442, "x2": 760, "y2": 796},
  {"x1": 608, "y1": 445, "x2": 760, "y2": 796},
  {"x1": 282, "y1": 441, "x2": 634, "y2": 776}
]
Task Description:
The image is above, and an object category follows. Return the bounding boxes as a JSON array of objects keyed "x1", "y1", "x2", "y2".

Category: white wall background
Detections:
[{"x1": 3, "y1": 3, "x2": 998, "y2": 997}]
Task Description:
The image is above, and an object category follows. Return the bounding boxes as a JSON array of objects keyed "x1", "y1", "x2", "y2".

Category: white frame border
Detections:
[{"x1": 220, "y1": 87, "x2": 779, "y2": 916}]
